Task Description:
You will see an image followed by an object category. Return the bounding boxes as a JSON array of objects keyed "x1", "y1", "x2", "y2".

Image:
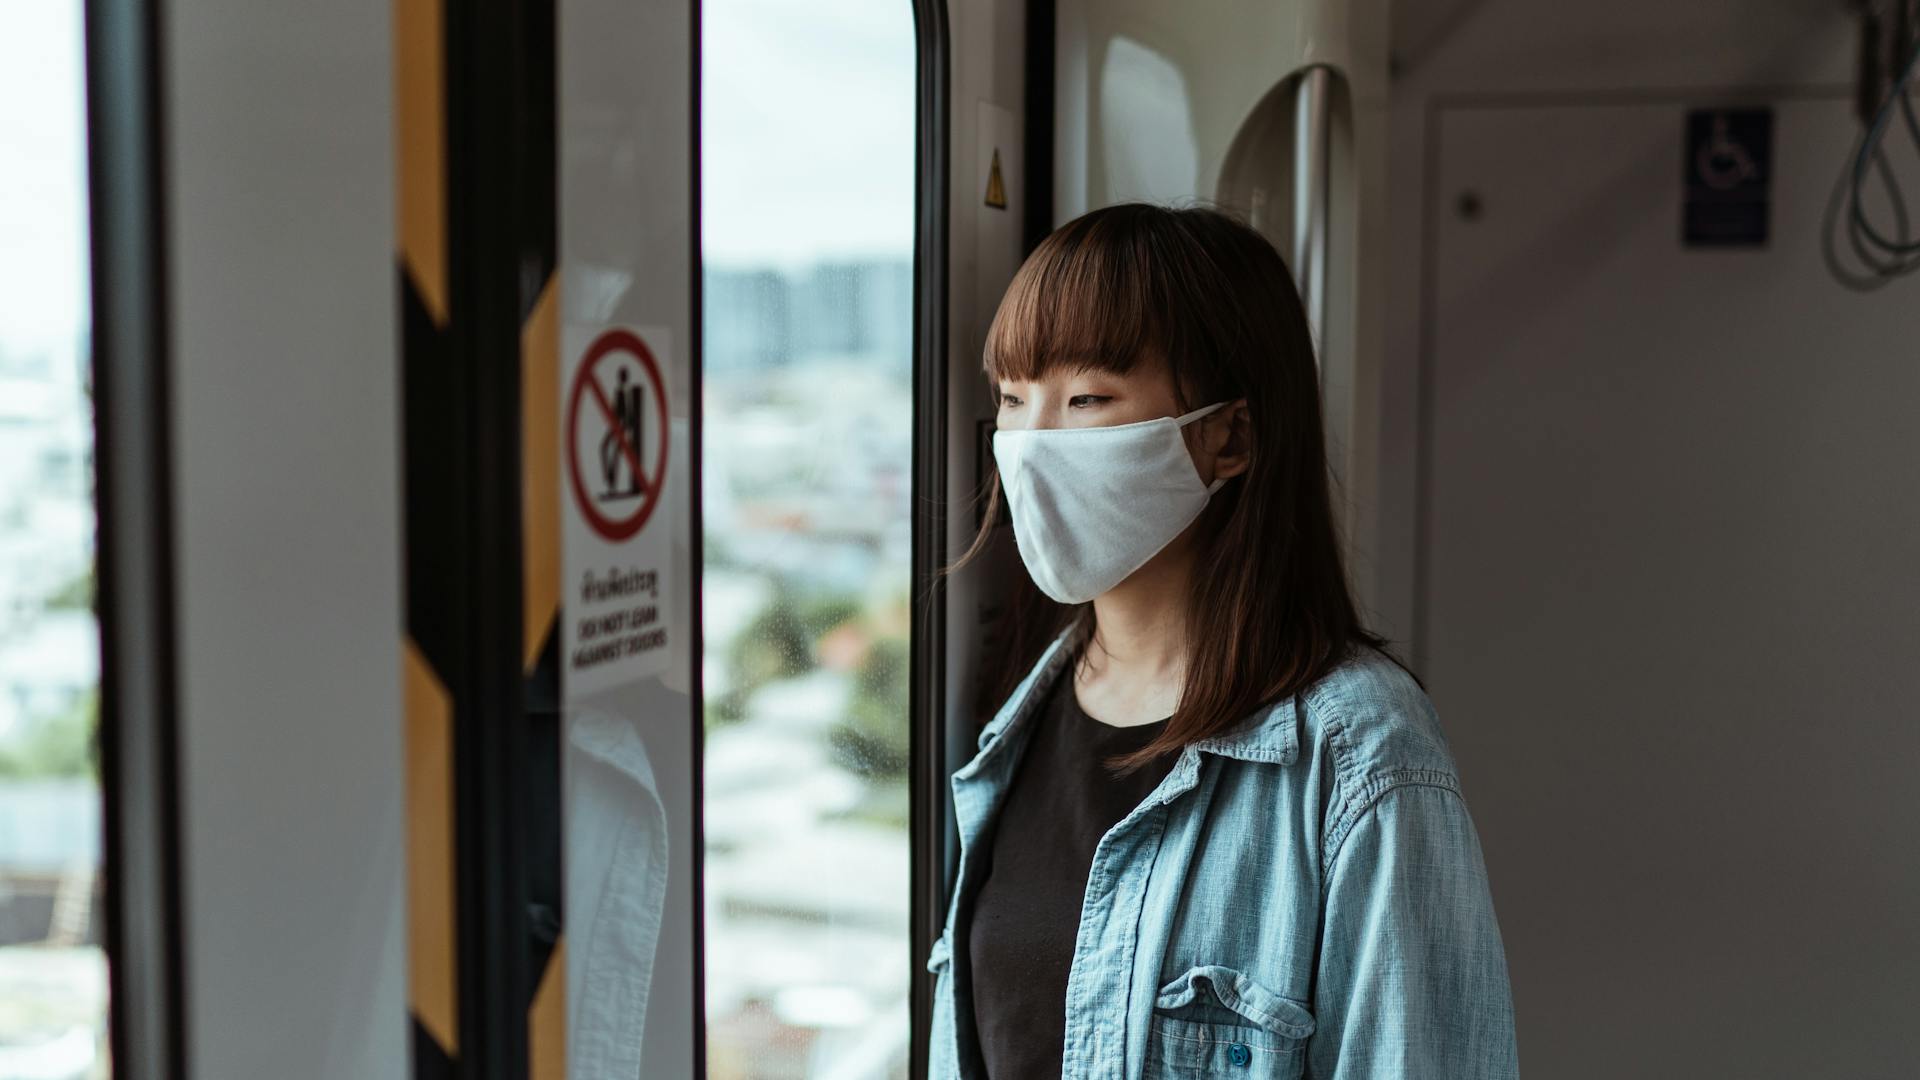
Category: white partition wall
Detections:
[
  {"x1": 160, "y1": 0, "x2": 409, "y2": 1073},
  {"x1": 115, "y1": 0, "x2": 706, "y2": 1074},
  {"x1": 1381, "y1": 3, "x2": 1920, "y2": 1074}
]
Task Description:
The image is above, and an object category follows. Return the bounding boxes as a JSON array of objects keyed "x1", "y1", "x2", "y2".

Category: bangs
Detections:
[{"x1": 981, "y1": 211, "x2": 1176, "y2": 385}]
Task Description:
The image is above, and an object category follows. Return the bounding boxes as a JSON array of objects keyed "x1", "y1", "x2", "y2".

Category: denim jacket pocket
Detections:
[{"x1": 1144, "y1": 965, "x2": 1314, "y2": 1078}]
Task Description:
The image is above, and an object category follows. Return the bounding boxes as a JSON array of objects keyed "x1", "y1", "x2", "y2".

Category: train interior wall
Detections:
[{"x1": 1381, "y1": 2, "x2": 1920, "y2": 1075}]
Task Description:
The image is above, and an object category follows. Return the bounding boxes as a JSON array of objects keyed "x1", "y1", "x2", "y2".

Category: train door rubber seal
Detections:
[
  {"x1": 909, "y1": 1, "x2": 952, "y2": 1078},
  {"x1": 86, "y1": 0, "x2": 192, "y2": 1072}
]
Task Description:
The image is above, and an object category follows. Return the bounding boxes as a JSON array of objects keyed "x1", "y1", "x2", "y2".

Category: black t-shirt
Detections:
[{"x1": 966, "y1": 666, "x2": 1178, "y2": 1078}]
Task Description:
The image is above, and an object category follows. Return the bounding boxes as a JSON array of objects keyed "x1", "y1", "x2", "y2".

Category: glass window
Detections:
[
  {"x1": 700, "y1": 0, "x2": 916, "y2": 1076},
  {"x1": 0, "y1": 1, "x2": 110, "y2": 1077}
]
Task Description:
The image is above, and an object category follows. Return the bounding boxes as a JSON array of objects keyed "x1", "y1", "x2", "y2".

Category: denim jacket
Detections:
[{"x1": 926, "y1": 627, "x2": 1519, "y2": 1079}]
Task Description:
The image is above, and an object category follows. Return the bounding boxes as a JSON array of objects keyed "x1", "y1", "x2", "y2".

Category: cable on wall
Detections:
[{"x1": 1828, "y1": 1, "x2": 1920, "y2": 287}]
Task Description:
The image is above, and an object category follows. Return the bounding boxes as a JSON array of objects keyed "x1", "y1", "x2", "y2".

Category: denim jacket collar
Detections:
[{"x1": 972, "y1": 623, "x2": 1300, "y2": 767}]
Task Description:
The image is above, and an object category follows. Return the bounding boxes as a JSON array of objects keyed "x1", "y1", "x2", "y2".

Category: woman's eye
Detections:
[
  {"x1": 997, "y1": 392, "x2": 1022, "y2": 407},
  {"x1": 1068, "y1": 394, "x2": 1111, "y2": 408}
]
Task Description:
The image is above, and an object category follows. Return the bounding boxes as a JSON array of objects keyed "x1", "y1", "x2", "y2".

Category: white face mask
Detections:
[{"x1": 992, "y1": 401, "x2": 1230, "y2": 604}]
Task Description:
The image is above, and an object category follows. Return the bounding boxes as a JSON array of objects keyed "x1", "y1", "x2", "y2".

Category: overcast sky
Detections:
[
  {"x1": 0, "y1": 0, "x2": 88, "y2": 361},
  {"x1": 701, "y1": 0, "x2": 917, "y2": 270},
  {"x1": 0, "y1": 0, "x2": 915, "y2": 358}
]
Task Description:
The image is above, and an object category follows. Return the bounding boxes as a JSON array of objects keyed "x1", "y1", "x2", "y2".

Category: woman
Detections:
[{"x1": 926, "y1": 204, "x2": 1518, "y2": 1079}]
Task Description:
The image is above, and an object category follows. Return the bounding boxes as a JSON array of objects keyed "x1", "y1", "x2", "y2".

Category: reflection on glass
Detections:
[
  {"x1": 0, "y1": 1, "x2": 109, "y2": 1078},
  {"x1": 701, "y1": 0, "x2": 915, "y2": 1075}
]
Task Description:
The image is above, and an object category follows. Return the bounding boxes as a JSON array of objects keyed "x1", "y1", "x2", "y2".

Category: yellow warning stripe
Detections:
[
  {"x1": 403, "y1": 638, "x2": 459, "y2": 1055},
  {"x1": 398, "y1": 0, "x2": 456, "y2": 1058},
  {"x1": 526, "y1": 270, "x2": 567, "y2": 1080},
  {"x1": 529, "y1": 936, "x2": 567, "y2": 1080},
  {"x1": 396, "y1": 0, "x2": 447, "y2": 326},
  {"x1": 984, "y1": 147, "x2": 1008, "y2": 209},
  {"x1": 523, "y1": 273, "x2": 561, "y2": 671}
]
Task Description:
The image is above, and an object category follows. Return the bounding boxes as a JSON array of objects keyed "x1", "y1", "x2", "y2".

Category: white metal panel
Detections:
[
  {"x1": 1426, "y1": 96, "x2": 1920, "y2": 1077},
  {"x1": 1376, "y1": 0, "x2": 1859, "y2": 647},
  {"x1": 161, "y1": 0, "x2": 407, "y2": 1074}
]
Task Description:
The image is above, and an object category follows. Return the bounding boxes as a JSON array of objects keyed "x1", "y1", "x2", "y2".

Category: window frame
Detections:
[
  {"x1": 908, "y1": 2, "x2": 952, "y2": 1078},
  {"x1": 86, "y1": 0, "x2": 190, "y2": 1071}
]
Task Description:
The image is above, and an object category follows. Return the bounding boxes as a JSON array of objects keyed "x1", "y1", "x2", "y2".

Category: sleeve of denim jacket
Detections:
[{"x1": 1307, "y1": 780, "x2": 1519, "y2": 1079}]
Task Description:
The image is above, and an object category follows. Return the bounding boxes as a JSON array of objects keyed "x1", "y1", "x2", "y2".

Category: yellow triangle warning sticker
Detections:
[{"x1": 984, "y1": 148, "x2": 1008, "y2": 210}]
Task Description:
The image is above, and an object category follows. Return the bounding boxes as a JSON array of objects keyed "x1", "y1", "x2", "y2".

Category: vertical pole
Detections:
[{"x1": 1293, "y1": 64, "x2": 1331, "y2": 375}]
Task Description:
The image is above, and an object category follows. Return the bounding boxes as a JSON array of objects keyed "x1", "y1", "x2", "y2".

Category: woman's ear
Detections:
[{"x1": 1208, "y1": 399, "x2": 1253, "y2": 481}]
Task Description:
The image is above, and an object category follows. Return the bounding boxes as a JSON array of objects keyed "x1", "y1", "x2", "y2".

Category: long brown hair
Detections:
[{"x1": 950, "y1": 203, "x2": 1389, "y2": 771}]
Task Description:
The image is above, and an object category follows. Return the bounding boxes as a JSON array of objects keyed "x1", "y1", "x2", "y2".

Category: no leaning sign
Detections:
[{"x1": 562, "y1": 325, "x2": 674, "y2": 699}]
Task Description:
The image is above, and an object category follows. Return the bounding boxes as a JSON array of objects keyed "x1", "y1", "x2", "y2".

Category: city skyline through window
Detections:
[
  {"x1": 0, "y1": 2, "x2": 110, "y2": 1077},
  {"x1": 700, "y1": 0, "x2": 917, "y2": 1076}
]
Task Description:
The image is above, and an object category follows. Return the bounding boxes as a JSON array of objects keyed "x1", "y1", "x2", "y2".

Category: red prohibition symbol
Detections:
[{"x1": 566, "y1": 328, "x2": 670, "y2": 542}]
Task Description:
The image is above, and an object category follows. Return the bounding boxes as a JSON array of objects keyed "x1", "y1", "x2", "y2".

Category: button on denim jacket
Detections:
[{"x1": 925, "y1": 628, "x2": 1519, "y2": 1079}]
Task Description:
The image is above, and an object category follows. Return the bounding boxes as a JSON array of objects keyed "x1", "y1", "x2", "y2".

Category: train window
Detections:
[
  {"x1": 700, "y1": 0, "x2": 917, "y2": 1075},
  {"x1": 0, "y1": 1, "x2": 110, "y2": 1076}
]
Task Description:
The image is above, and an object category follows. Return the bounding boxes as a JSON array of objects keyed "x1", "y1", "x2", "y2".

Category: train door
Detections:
[
  {"x1": 79, "y1": 0, "x2": 410, "y2": 1074},
  {"x1": 72, "y1": 0, "x2": 711, "y2": 1075},
  {"x1": 397, "y1": 0, "x2": 700, "y2": 1076},
  {"x1": 65, "y1": 0, "x2": 951, "y2": 1075}
]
